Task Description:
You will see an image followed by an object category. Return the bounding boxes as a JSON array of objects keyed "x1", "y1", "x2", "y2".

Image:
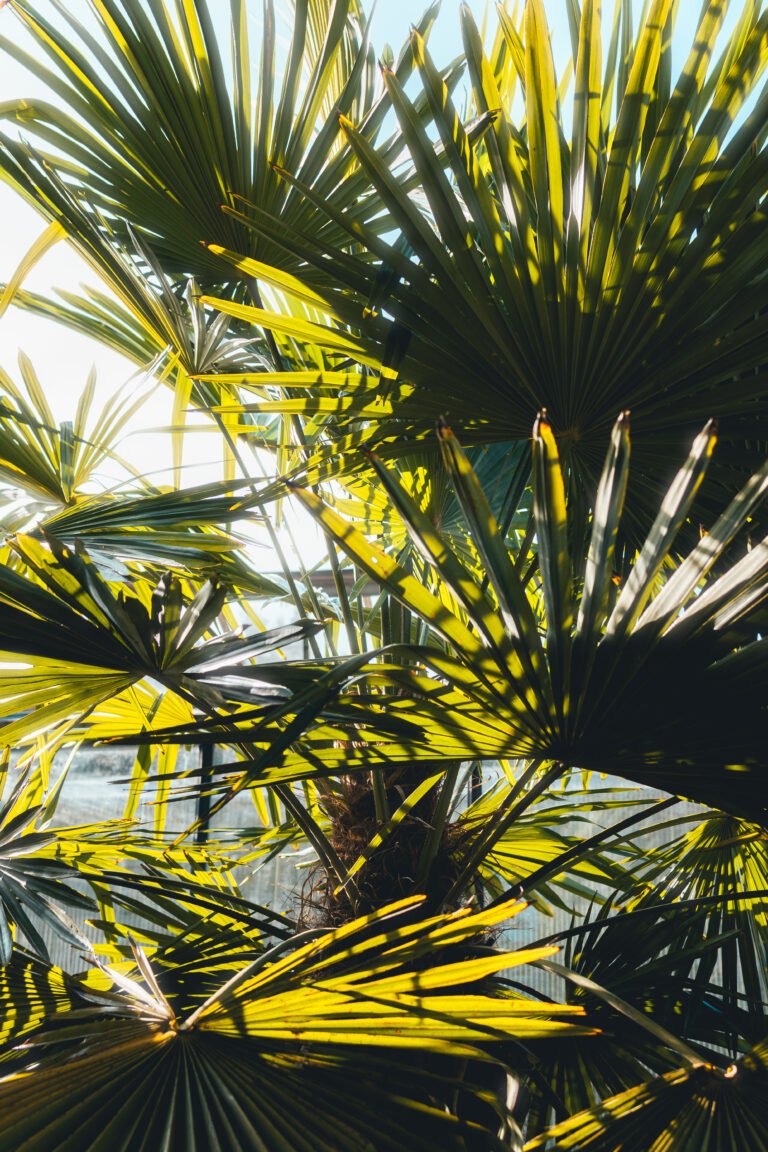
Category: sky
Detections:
[{"x1": 0, "y1": 1, "x2": 745, "y2": 503}]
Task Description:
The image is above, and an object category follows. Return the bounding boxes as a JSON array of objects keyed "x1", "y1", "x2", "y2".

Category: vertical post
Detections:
[
  {"x1": 469, "y1": 762, "x2": 484, "y2": 908},
  {"x1": 195, "y1": 742, "x2": 214, "y2": 846}
]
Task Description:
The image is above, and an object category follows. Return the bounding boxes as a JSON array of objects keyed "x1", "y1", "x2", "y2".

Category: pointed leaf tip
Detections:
[{"x1": 533, "y1": 409, "x2": 552, "y2": 437}]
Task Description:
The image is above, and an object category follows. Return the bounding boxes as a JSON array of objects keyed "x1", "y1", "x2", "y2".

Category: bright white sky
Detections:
[{"x1": 0, "y1": 0, "x2": 743, "y2": 512}]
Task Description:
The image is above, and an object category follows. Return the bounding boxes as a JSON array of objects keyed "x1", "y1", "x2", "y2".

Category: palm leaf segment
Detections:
[
  {"x1": 205, "y1": 1, "x2": 768, "y2": 534},
  {"x1": 292, "y1": 414, "x2": 768, "y2": 822},
  {"x1": 0, "y1": 898, "x2": 587, "y2": 1152}
]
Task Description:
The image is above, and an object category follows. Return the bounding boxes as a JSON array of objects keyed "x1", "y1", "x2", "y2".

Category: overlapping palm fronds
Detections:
[
  {"x1": 0, "y1": 0, "x2": 388, "y2": 286},
  {"x1": 0, "y1": 898, "x2": 587, "y2": 1152},
  {"x1": 0, "y1": 2, "x2": 767, "y2": 1148},
  {"x1": 289, "y1": 414, "x2": 768, "y2": 821},
  {"x1": 519, "y1": 884, "x2": 768, "y2": 1137},
  {"x1": 0, "y1": 534, "x2": 323, "y2": 743},
  {"x1": 524, "y1": 1035, "x2": 768, "y2": 1151},
  {"x1": 200, "y1": 1, "x2": 768, "y2": 538},
  {"x1": 0, "y1": 761, "x2": 94, "y2": 962},
  {"x1": 627, "y1": 811, "x2": 768, "y2": 1050},
  {"x1": 0, "y1": 756, "x2": 277, "y2": 964}
]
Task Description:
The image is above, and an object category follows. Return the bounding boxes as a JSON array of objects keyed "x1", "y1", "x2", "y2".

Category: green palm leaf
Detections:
[
  {"x1": 206, "y1": 2, "x2": 768, "y2": 539},
  {"x1": 0, "y1": 0, "x2": 386, "y2": 288},
  {"x1": 290, "y1": 415, "x2": 768, "y2": 821},
  {"x1": 0, "y1": 898, "x2": 587, "y2": 1152},
  {"x1": 525, "y1": 1035, "x2": 768, "y2": 1151}
]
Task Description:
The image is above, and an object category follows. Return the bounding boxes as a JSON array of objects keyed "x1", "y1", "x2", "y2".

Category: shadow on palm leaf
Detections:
[
  {"x1": 0, "y1": 0, "x2": 396, "y2": 286},
  {"x1": 200, "y1": 1, "x2": 768, "y2": 544},
  {"x1": 289, "y1": 411, "x2": 768, "y2": 824},
  {"x1": 0, "y1": 897, "x2": 588, "y2": 1152}
]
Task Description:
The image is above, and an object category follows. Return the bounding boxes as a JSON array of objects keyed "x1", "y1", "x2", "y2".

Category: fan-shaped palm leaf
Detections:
[
  {"x1": 525, "y1": 1035, "x2": 768, "y2": 1151},
  {"x1": 0, "y1": 0, "x2": 390, "y2": 287},
  {"x1": 286, "y1": 414, "x2": 768, "y2": 822},
  {"x1": 0, "y1": 357, "x2": 153, "y2": 512},
  {"x1": 204, "y1": 1, "x2": 768, "y2": 537},
  {"x1": 0, "y1": 897, "x2": 588, "y2": 1152}
]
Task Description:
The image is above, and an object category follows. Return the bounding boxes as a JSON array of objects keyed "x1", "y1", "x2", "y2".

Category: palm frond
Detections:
[
  {"x1": 525, "y1": 1035, "x2": 768, "y2": 1151},
  {"x1": 289, "y1": 415, "x2": 768, "y2": 822},
  {"x1": 0, "y1": 898, "x2": 587, "y2": 1152},
  {"x1": 204, "y1": 2, "x2": 768, "y2": 538},
  {"x1": 0, "y1": 0, "x2": 385, "y2": 287}
]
